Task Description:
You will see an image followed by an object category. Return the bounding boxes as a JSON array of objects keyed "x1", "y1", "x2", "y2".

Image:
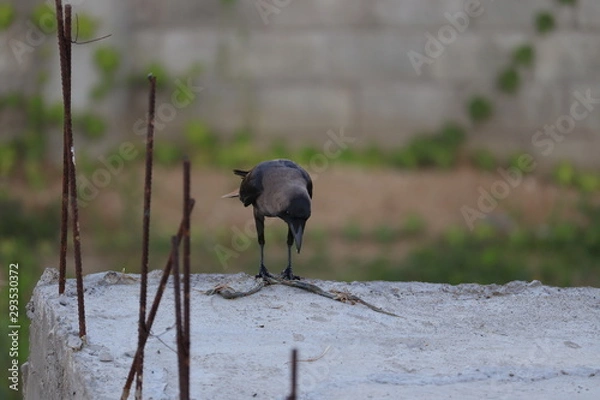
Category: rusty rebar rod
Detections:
[
  {"x1": 135, "y1": 74, "x2": 157, "y2": 399},
  {"x1": 182, "y1": 158, "x2": 191, "y2": 399},
  {"x1": 287, "y1": 349, "x2": 298, "y2": 400},
  {"x1": 55, "y1": 0, "x2": 68, "y2": 295},
  {"x1": 121, "y1": 200, "x2": 195, "y2": 400},
  {"x1": 171, "y1": 235, "x2": 186, "y2": 399},
  {"x1": 57, "y1": 3, "x2": 87, "y2": 338}
]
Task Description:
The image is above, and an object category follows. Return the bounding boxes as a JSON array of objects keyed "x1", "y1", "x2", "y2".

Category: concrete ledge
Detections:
[{"x1": 25, "y1": 269, "x2": 600, "y2": 399}]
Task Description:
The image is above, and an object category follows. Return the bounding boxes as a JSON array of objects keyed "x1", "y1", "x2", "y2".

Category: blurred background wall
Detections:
[{"x1": 3, "y1": 0, "x2": 600, "y2": 166}]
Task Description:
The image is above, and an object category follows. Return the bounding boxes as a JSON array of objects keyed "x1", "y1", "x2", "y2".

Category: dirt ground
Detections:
[
  {"x1": 13, "y1": 164, "x2": 581, "y2": 274},
  {"x1": 83, "y1": 164, "x2": 577, "y2": 234}
]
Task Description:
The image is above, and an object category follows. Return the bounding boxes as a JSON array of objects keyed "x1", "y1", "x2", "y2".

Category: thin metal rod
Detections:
[
  {"x1": 55, "y1": 0, "x2": 68, "y2": 295},
  {"x1": 58, "y1": 3, "x2": 86, "y2": 339},
  {"x1": 287, "y1": 349, "x2": 298, "y2": 400},
  {"x1": 171, "y1": 235, "x2": 185, "y2": 399},
  {"x1": 182, "y1": 158, "x2": 191, "y2": 400},
  {"x1": 136, "y1": 74, "x2": 157, "y2": 400},
  {"x1": 121, "y1": 200, "x2": 195, "y2": 400}
]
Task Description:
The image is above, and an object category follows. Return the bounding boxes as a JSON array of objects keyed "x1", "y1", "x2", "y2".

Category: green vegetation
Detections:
[
  {"x1": 342, "y1": 220, "x2": 363, "y2": 242},
  {"x1": 468, "y1": 96, "x2": 493, "y2": 123},
  {"x1": 75, "y1": 112, "x2": 107, "y2": 140},
  {"x1": 129, "y1": 62, "x2": 170, "y2": 89},
  {"x1": 366, "y1": 201, "x2": 600, "y2": 286},
  {"x1": 512, "y1": 45, "x2": 535, "y2": 68},
  {"x1": 470, "y1": 149, "x2": 497, "y2": 171},
  {"x1": 72, "y1": 13, "x2": 99, "y2": 41},
  {"x1": 387, "y1": 122, "x2": 466, "y2": 169},
  {"x1": 401, "y1": 213, "x2": 427, "y2": 237},
  {"x1": 92, "y1": 46, "x2": 122, "y2": 99},
  {"x1": 575, "y1": 172, "x2": 600, "y2": 193},
  {"x1": 94, "y1": 46, "x2": 121, "y2": 75},
  {"x1": 30, "y1": 4, "x2": 57, "y2": 32},
  {"x1": 0, "y1": 143, "x2": 17, "y2": 176},
  {"x1": 497, "y1": 67, "x2": 520, "y2": 94},
  {"x1": 372, "y1": 224, "x2": 399, "y2": 244},
  {"x1": 0, "y1": 2, "x2": 15, "y2": 30},
  {"x1": 184, "y1": 120, "x2": 218, "y2": 150},
  {"x1": 30, "y1": 5, "x2": 98, "y2": 38},
  {"x1": 147, "y1": 120, "x2": 469, "y2": 171},
  {"x1": 553, "y1": 161, "x2": 576, "y2": 186},
  {"x1": 0, "y1": 193, "x2": 59, "y2": 400},
  {"x1": 535, "y1": 11, "x2": 556, "y2": 34},
  {"x1": 153, "y1": 140, "x2": 184, "y2": 166},
  {"x1": 557, "y1": 0, "x2": 577, "y2": 6},
  {"x1": 507, "y1": 152, "x2": 533, "y2": 174},
  {"x1": 551, "y1": 161, "x2": 600, "y2": 193},
  {"x1": 0, "y1": 92, "x2": 61, "y2": 188}
]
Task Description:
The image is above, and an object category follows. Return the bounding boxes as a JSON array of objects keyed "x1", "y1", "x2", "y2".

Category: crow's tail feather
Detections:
[{"x1": 233, "y1": 169, "x2": 249, "y2": 178}]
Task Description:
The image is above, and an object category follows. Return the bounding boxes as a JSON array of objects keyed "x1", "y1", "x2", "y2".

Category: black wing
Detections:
[
  {"x1": 279, "y1": 159, "x2": 313, "y2": 198},
  {"x1": 306, "y1": 176, "x2": 313, "y2": 199}
]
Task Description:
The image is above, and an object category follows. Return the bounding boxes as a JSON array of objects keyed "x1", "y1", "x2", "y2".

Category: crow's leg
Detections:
[
  {"x1": 254, "y1": 212, "x2": 274, "y2": 280},
  {"x1": 281, "y1": 226, "x2": 301, "y2": 280}
]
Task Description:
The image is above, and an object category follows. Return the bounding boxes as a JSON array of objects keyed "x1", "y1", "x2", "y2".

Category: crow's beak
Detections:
[{"x1": 289, "y1": 219, "x2": 306, "y2": 253}]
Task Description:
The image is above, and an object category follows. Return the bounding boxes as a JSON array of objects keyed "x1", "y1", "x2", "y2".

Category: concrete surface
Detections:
[{"x1": 24, "y1": 268, "x2": 600, "y2": 399}]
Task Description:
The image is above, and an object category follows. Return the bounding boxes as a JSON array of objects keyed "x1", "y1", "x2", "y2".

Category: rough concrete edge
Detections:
[{"x1": 22, "y1": 269, "x2": 91, "y2": 400}]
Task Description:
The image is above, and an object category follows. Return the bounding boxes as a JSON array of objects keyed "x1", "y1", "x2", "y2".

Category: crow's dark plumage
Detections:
[{"x1": 224, "y1": 159, "x2": 312, "y2": 280}]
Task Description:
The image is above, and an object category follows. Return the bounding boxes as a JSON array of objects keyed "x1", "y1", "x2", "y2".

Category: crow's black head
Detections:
[
  {"x1": 279, "y1": 194, "x2": 311, "y2": 252},
  {"x1": 285, "y1": 195, "x2": 311, "y2": 220}
]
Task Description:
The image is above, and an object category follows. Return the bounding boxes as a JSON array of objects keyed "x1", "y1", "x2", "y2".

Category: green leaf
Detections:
[
  {"x1": 183, "y1": 120, "x2": 217, "y2": 149},
  {"x1": 513, "y1": 44, "x2": 535, "y2": 68},
  {"x1": 154, "y1": 141, "x2": 183, "y2": 166},
  {"x1": 553, "y1": 161, "x2": 575, "y2": 186},
  {"x1": 30, "y1": 4, "x2": 57, "y2": 33},
  {"x1": 73, "y1": 13, "x2": 99, "y2": 41},
  {"x1": 467, "y1": 96, "x2": 494, "y2": 123},
  {"x1": 535, "y1": 11, "x2": 555, "y2": 34},
  {"x1": 94, "y1": 46, "x2": 121, "y2": 76},
  {"x1": 497, "y1": 67, "x2": 520, "y2": 94},
  {"x1": 75, "y1": 113, "x2": 107, "y2": 140},
  {"x1": 439, "y1": 121, "x2": 466, "y2": 147},
  {"x1": 145, "y1": 62, "x2": 169, "y2": 87}
]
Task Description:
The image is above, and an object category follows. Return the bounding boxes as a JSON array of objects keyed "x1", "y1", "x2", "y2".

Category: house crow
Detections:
[{"x1": 224, "y1": 159, "x2": 312, "y2": 280}]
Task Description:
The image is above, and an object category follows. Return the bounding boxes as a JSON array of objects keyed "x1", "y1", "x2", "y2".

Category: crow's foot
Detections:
[
  {"x1": 280, "y1": 266, "x2": 301, "y2": 281},
  {"x1": 256, "y1": 265, "x2": 276, "y2": 281}
]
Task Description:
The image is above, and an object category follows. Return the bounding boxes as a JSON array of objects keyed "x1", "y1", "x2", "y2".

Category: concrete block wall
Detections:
[{"x1": 2, "y1": 0, "x2": 600, "y2": 166}]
